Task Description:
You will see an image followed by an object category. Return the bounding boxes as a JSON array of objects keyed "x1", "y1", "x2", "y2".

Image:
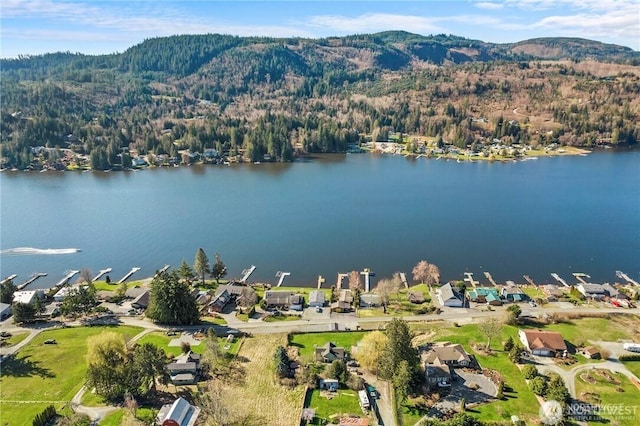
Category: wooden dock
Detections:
[
  {"x1": 55, "y1": 270, "x2": 80, "y2": 287},
  {"x1": 551, "y1": 273, "x2": 569, "y2": 287},
  {"x1": 336, "y1": 273, "x2": 348, "y2": 290},
  {"x1": 572, "y1": 273, "x2": 590, "y2": 285},
  {"x1": 1, "y1": 274, "x2": 18, "y2": 285},
  {"x1": 240, "y1": 265, "x2": 256, "y2": 283},
  {"x1": 276, "y1": 271, "x2": 290, "y2": 287},
  {"x1": 118, "y1": 267, "x2": 140, "y2": 284},
  {"x1": 523, "y1": 275, "x2": 536, "y2": 286},
  {"x1": 317, "y1": 275, "x2": 325, "y2": 289},
  {"x1": 399, "y1": 272, "x2": 408, "y2": 289},
  {"x1": 17, "y1": 273, "x2": 47, "y2": 290},
  {"x1": 464, "y1": 272, "x2": 479, "y2": 287},
  {"x1": 616, "y1": 271, "x2": 640, "y2": 287},
  {"x1": 484, "y1": 272, "x2": 498, "y2": 287},
  {"x1": 154, "y1": 264, "x2": 170, "y2": 278},
  {"x1": 93, "y1": 268, "x2": 112, "y2": 282}
]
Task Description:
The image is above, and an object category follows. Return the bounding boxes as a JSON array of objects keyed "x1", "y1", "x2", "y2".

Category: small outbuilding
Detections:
[
  {"x1": 319, "y1": 378, "x2": 339, "y2": 391},
  {"x1": 156, "y1": 397, "x2": 200, "y2": 426},
  {"x1": 581, "y1": 346, "x2": 601, "y2": 359}
]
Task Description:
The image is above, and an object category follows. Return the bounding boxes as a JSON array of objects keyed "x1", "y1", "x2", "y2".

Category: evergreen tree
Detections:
[
  {"x1": 146, "y1": 270, "x2": 199, "y2": 325},
  {"x1": 211, "y1": 253, "x2": 227, "y2": 284},
  {"x1": 194, "y1": 248, "x2": 210, "y2": 286},
  {"x1": 378, "y1": 318, "x2": 419, "y2": 381},
  {"x1": 0, "y1": 280, "x2": 17, "y2": 304}
]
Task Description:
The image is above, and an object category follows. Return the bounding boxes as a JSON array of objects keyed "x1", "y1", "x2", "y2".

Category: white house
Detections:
[
  {"x1": 12, "y1": 290, "x2": 44, "y2": 305},
  {"x1": 436, "y1": 283, "x2": 463, "y2": 307}
]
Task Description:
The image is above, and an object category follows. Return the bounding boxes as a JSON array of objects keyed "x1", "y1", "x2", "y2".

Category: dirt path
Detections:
[{"x1": 361, "y1": 372, "x2": 395, "y2": 426}]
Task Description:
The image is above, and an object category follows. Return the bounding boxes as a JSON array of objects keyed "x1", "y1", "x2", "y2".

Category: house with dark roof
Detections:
[
  {"x1": 207, "y1": 285, "x2": 244, "y2": 313},
  {"x1": 500, "y1": 285, "x2": 526, "y2": 302},
  {"x1": 541, "y1": 284, "x2": 564, "y2": 301},
  {"x1": 314, "y1": 342, "x2": 347, "y2": 363},
  {"x1": 436, "y1": 283, "x2": 463, "y2": 307},
  {"x1": 425, "y1": 364, "x2": 452, "y2": 388},
  {"x1": 331, "y1": 289, "x2": 354, "y2": 311},
  {"x1": 423, "y1": 343, "x2": 472, "y2": 367},
  {"x1": 518, "y1": 329, "x2": 567, "y2": 357},
  {"x1": 131, "y1": 289, "x2": 150, "y2": 309},
  {"x1": 167, "y1": 352, "x2": 201, "y2": 385},
  {"x1": 581, "y1": 346, "x2": 601, "y2": 359},
  {"x1": 156, "y1": 397, "x2": 200, "y2": 426},
  {"x1": 576, "y1": 283, "x2": 607, "y2": 301}
]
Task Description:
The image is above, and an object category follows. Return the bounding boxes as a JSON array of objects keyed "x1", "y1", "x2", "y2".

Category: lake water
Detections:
[{"x1": 1, "y1": 151, "x2": 638, "y2": 289}]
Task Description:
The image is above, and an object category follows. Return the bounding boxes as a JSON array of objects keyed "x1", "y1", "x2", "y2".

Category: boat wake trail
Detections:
[{"x1": 0, "y1": 247, "x2": 82, "y2": 255}]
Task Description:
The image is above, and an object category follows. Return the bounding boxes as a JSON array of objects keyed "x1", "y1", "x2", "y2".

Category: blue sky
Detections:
[{"x1": 1, "y1": 0, "x2": 638, "y2": 58}]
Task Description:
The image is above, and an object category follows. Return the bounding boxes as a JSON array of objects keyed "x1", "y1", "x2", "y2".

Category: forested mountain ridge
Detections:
[{"x1": 1, "y1": 32, "x2": 639, "y2": 170}]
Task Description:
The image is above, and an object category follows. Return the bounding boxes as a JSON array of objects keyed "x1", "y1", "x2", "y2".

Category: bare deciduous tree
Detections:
[
  {"x1": 479, "y1": 317, "x2": 503, "y2": 351},
  {"x1": 348, "y1": 270, "x2": 361, "y2": 290},
  {"x1": 374, "y1": 273, "x2": 403, "y2": 304},
  {"x1": 412, "y1": 260, "x2": 440, "y2": 286}
]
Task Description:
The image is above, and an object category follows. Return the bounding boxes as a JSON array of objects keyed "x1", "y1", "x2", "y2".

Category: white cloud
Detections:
[{"x1": 475, "y1": 2, "x2": 505, "y2": 10}]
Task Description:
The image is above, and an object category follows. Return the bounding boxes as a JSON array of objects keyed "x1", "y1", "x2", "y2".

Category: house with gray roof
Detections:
[
  {"x1": 314, "y1": 342, "x2": 347, "y2": 363},
  {"x1": 436, "y1": 283, "x2": 463, "y2": 307},
  {"x1": 308, "y1": 290, "x2": 326, "y2": 308},
  {"x1": 423, "y1": 343, "x2": 471, "y2": 367},
  {"x1": 167, "y1": 352, "x2": 201, "y2": 385}
]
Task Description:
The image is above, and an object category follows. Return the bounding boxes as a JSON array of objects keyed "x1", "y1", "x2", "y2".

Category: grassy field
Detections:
[
  {"x1": 0, "y1": 331, "x2": 29, "y2": 347},
  {"x1": 622, "y1": 361, "x2": 640, "y2": 379},
  {"x1": 222, "y1": 334, "x2": 306, "y2": 425},
  {"x1": 92, "y1": 280, "x2": 143, "y2": 292},
  {"x1": 0, "y1": 325, "x2": 141, "y2": 425},
  {"x1": 99, "y1": 409, "x2": 124, "y2": 426},
  {"x1": 289, "y1": 331, "x2": 367, "y2": 363},
  {"x1": 575, "y1": 369, "x2": 640, "y2": 426},
  {"x1": 135, "y1": 331, "x2": 241, "y2": 357},
  {"x1": 540, "y1": 316, "x2": 639, "y2": 345},
  {"x1": 305, "y1": 388, "x2": 363, "y2": 423}
]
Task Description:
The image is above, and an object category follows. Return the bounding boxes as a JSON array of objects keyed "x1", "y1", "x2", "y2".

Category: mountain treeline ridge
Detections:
[{"x1": 1, "y1": 31, "x2": 639, "y2": 170}]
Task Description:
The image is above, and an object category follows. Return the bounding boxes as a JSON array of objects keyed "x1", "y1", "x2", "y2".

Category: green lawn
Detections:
[
  {"x1": 92, "y1": 280, "x2": 141, "y2": 292},
  {"x1": 0, "y1": 325, "x2": 141, "y2": 426},
  {"x1": 305, "y1": 388, "x2": 363, "y2": 421},
  {"x1": 289, "y1": 331, "x2": 367, "y2": 363},
  {"x1": 575, "y1": 370, "x2": 640, "y2": 426},
  {"x1": 540, "y1": 317, "x2": 635, "y2": 345},
  {"x1": 99, "y1": 409, "x2": 124, "y2": 426},
  {"x1": 0, "y1": 332, "x2": 29, "y2": 347},
  {"x1": 135, "y1": 331, "x2": 241, "y2": 357},
  {"x1": 622, "y1": 361, "x2": 640, "y2": 379}
]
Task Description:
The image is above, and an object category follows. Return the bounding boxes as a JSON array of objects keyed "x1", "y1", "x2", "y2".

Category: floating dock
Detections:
[
  {"x1": 484, "y1": 272, "x2": 498, "y2": 287},
  {"x1": 616, "y1": 271, "x2": 640, "y2": 287},
  {"x1": 240, "y1": 265, "x2": 256, "y2": 283},
  {"x1": 572, "y1": 273, "x2": 590, "y2": 285},
  {"x1": 399, "y1": 272, "x2": 409, "y2": 289},
  {"x1": 55, "y1": 270, "x2": 80, "y2": 287},
  {"x1": 551, "y1": 273, "x2": 569, "y2": 287},
  {"x1": 464, "y1": 272, "x2": 479, "y2": 287},
  {"x1": 1, "y1": 274, "x2": 18, "y2": 285},
  {"x1": 118, "y1": 267, "x2": 140, "y2": 284},
  {"x1": 154, "y1": 264, "x2": 170, "y2": 278},
  {"x1": 276, "y1": 271, "x2": 290, "y2": 287},
  {"x1": 336, "y1": 273, "x2": 348, "y2": 290},
  {"x1": 93, "y1": 268, "x2": 112, "y2": 282},
  {"x1": 17, "y1": 272, "x2": 47, "y2": 290}
]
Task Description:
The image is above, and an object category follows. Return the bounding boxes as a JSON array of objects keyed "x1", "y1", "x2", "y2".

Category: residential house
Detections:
[
  {"x1": 264, "y1": 291, "x2": 294, "y2": 309},
  {"x1": 581, "y1": 346, "x2": 601, "y2": 359},
  {"x1": 308, "y1": 290, "x2": 326, "y2": 308},
  {"x1": 207, "y1": 285, "x2": 244, "y2": 313},
  {"x1": 359, "y1": 293, "x2": 381, "y2": 308},
  {"x1": 289, "y1": 294, "x2": 304, "y2": 311},
  {"x1": 425, "y1": 364, "x2": 452, "y2": 388},
  {"x1": 500, "y1": 285, "x2": 526, "y2": 302},
  {"x1": 601, "y1": 283, "x2": 623, "y2": 299},
  {"x1": 53, "y1": 285, "x2": 77, "y2": 302},
  {"x1": 319, "y1": 378, "x2": 339, "y2": 391},
  {"x1": 540, "y1": 284, "x2": 564, "y2": 301},
  {"x1": 423, "y1": 343, "x2": 472, "y2": 367},
  {"x1": 12, "y1": 290, "x2": 44, "y2": 305},
  {"x1": 518, "y1": 329, "x2": 567, "y2": 357},
  {"x1": 131, "y1": 289, "x2": 150, "y2": 309},
  {"x1": 331, "y1": 289, "x2": 354, "y2": 311},
  {"x1": 167, "y1": 352, "x2": 201, "y2": 385},
  {"x1": 436, "y1": 283, "x2": 464, "y2": 307},
  {"x1": 156, "y1": 397, "x2": 200, "y2": 426},
  {"x1": 0, "y1": 302, "x2": 12, "y2": 320},
  {"x1": 315, "y1": 342, "x2": 347, "y2": 363},
  {"x1": 467, "y1": 287, "x2": 502, "y2": 306},
  {"x1": 576, "y1": 283, "x2": 607, "y2": 301}
]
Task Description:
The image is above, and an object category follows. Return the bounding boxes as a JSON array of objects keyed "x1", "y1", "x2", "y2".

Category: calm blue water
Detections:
[{"x1": 0, "y1": 151, "x2": 638, "y2": 288}]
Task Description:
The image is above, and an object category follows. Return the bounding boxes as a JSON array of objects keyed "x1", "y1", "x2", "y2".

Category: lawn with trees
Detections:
[{"x1": 0, "y1": 326, "x2": 140, "y2": 425}]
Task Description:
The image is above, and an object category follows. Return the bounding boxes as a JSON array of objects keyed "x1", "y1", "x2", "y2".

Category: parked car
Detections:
[{"x1": 529, "y1": 300, "x2": 537, "y2": 307}]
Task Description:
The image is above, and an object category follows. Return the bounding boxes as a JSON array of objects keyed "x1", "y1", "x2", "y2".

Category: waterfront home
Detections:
[
  {"x1": 576, "y1": 283, "x2": 607, "y2": 301},
  {"x1": 423, "y1": 343, "x2": 472, "y2": 367},
  {"x1": 207, "y1": 284, "x2": 244, "y2": 313},
  {"x1": 540, "y1": 284, "x2": 564, "y2": 301},
  {"x1": 156, "y1": 397, "x2": 200, "y2": 426},
  {"x1": 12, "y1": 290, "x2": 45, "y2": 305},
  {"x1": 467, "y1": 287, "x2": 502, "y2": 306},
  {"x1": 436, "y1": 283, "x2": 464, "y2": 307},
  {"x1": 264, "y1": 291, "x2": 294, "y2": 309},
  {"x1": 53, "y1": 285, "x2": 78, "y2": 302},
  {"x1": 131, "y1": 289, "x2": 150, "y2": 309},
  {"x1": 499, "y1": 285, "x2": 526, "y2": 302},
  {"x1": 518, "y1": 329, "x2": 567, "y2": 357},
  {"x1": 308, "y1": 290, "x2": 326, "y2": 308},
  {"x1": 331, "y1": 289, "x2": 354, "y2": 311},
  {"x1": 314, "y1": 342, "x2": 347, "y2": 363}
]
